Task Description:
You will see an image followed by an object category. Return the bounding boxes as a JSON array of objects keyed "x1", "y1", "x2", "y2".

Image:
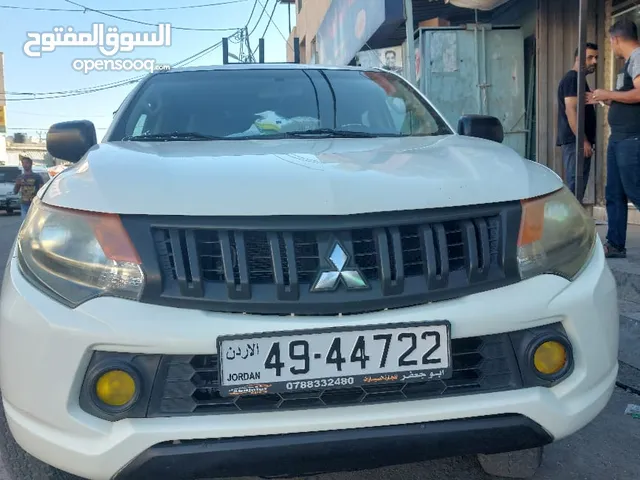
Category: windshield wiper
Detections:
[
  {"x1": 122, "y1": 132, "x2": 228, "y2": 141},
  {"x1": 280, "y1": 128, "x2": 385, "y2": 138}
]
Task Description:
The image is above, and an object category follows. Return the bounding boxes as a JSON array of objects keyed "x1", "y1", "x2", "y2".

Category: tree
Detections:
[{"x1": 13, "y1": 133, "x2": 26, "y2": 143}]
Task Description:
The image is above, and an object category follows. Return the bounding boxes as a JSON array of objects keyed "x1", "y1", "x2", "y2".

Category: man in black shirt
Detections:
[
  {"x1": 591, "y1": 20, "x2": 640, "y2": 258},
  {"x1": 557, "y1": 43, "x2": 598, "y2": 203}
]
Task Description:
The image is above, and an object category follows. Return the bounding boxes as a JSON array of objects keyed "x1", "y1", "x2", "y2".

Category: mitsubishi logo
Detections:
[{"x1": 310, "y1": 241, "x2": 369, "y2": 292}]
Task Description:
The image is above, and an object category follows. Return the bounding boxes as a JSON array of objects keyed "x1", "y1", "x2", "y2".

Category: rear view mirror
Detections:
[
  {"x1": 457, "y1": 115, "x2": 504, "y2": 143},
  {"x1": 46, "y1": 120, "x2": 98, "y2": 163}
]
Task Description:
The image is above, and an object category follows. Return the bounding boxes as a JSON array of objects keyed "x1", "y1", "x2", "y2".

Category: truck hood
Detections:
[{"x1": 42, "y1": 135, "x2": 562, "y2": 216}]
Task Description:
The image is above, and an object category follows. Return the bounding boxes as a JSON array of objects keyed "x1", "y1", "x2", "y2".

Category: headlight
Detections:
[
  {"x1": 517, "y1": 187, "x2": 596, "y2": 280},
  {"x1": 17, "y1": 198, "x2": 144, "y2": 307}
]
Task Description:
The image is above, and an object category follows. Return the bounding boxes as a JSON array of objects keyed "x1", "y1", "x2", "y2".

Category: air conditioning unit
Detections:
[{"x1": 446, "y1": 0, "x2": 510, "y2": 10}]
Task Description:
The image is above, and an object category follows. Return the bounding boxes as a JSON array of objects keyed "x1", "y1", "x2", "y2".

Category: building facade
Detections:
[
  {"x1": 284, "y1": 0, "x2": 640, "y2": 210},
  {"x1": 284, "y1": 0, "x2": 332, "y2": 63}
]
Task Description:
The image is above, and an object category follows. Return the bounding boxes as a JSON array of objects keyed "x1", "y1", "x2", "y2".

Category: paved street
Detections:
[{"x1": 0, "y1": 213, "x2": 638, "y2": 480}]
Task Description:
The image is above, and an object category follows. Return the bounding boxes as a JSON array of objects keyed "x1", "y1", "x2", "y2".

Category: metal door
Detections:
[{"x1": 418, "y1": 25, "x2": 527, "y2": 157}]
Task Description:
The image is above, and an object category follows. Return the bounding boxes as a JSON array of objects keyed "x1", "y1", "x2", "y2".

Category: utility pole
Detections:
[
  {"x1": 244, "y1": 27, "x2": 254, "y2": 63},
  {"x1": 404, "y1": 0, "x2": 416, "y2": 86},
  {"x1": 222, "y1": 37, "x2": 229, "y2": 64}
]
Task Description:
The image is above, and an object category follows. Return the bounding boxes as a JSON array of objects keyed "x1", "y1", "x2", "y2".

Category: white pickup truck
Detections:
[{"x1": 0, "y1": 64, "x2": 618, "y2": 480}]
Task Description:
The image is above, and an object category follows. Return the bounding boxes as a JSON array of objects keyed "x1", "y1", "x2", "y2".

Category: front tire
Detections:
[
  {"x1": 477, "y1": 447, "x2": 544, "y2": 479},
  {"x1": 0, "y1": 397, "x2": 84, "y2": 480}
]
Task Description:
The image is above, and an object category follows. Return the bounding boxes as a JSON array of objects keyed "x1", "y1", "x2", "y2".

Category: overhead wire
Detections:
[
  {"x1": 63, "y1": 0, "x2": 240, "y2": 32},
  {"x1": 244, "y1": 0, "x2": 260, "y2": 29},
  {"x1": 3, "y1": 41, "x2": 225, "y2": 101},
  {"x1": 0, "y1": 1, "x2": 249, "y2": 12},
  {"x1": 2, "y1": 1, "x2": 268, "y2": 102},
  {"x1": 9, "y1": 110, "x2": 113, "y2": 118},
  {"x1": 247, "y1": 0, "x2": 270, "y2": 37},
  {"x1": 252, "y1": 0, "x2": 293, "y2": 56},
  {"x1": 240, "y1": 0, "x2": 260, "y2": 58},
  {"x1": 258, "y1": 0, "x2": 279, "y2": 41}
]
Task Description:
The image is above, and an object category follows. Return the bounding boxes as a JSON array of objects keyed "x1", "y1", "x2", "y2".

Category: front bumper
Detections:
[
  {"x1": 0, "y1": 238, "x2": 619, "y2": 480},
  {"x1": 0, "y1": 196, "x2": 19, "y2": 211},
  {"x1": 115, "y1": 414, "x2": 552, "y2": 480}
]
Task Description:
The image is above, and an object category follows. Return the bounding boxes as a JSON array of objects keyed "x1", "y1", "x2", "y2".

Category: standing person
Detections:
[
  {"x1": 590, "y1": 20, "x2": 640, "y2": 258},
  {"x1": 13, "y1": 156, "x2": 44, "y2": 219},
  {"x1": 557, "y1": 43, "x2": 599, "y2": 203}
]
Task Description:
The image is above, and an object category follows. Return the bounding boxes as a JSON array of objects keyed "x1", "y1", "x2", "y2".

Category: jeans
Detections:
[
  {"x1": 20, "y1": 203, "x2": 30, "y2": 219},
  {"x1": 562, "y1": 142, "x2": 592, "y2": 202},
  {"x1": 605, "y1": 136, "x2": 640, "y2": 250}
]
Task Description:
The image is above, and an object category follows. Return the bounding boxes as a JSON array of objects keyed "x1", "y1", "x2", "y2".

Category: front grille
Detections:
[
  {"x1": 147, "y1": 333, "x2": 522, "y2": 417},
  {"x1": 122, "y1": 203, "x2": 521, "y2": 315}
]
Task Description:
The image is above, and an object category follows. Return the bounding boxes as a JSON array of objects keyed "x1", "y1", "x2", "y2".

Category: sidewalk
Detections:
[{"x1": 597, "y1": 223, "x2": 640, "y2": 394}]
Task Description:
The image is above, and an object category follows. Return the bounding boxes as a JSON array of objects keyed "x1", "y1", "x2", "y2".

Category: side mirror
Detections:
[
  {"x1": 457, "y1": 115, "x2": 504, "y2": 143},
  {"x1": 46, "y1": 120, "x2": 97, "y2": 163}
]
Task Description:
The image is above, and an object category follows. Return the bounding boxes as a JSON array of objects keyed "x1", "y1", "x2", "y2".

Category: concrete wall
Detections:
[{"x1": 286, "y1": 0, "x2": 332, "y2": 62}]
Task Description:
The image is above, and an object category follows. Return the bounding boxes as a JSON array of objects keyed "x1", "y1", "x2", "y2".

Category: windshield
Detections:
[
  {"x1": 109, "y1": 68, "x2": 451, "y2": 141},
  {"x1": 0, "y1": 167, "x2": 21, "y2": 183}
]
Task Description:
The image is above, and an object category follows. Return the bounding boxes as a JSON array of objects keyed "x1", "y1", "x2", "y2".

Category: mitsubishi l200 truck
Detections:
[{"x1": 0, "y1": 64, "x2": 619, "y2": 480}]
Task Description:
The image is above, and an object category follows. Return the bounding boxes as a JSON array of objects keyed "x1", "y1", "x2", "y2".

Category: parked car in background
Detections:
[
  {"x1": 0, "y1": 165, "x2": 51, "y2": 215},
  {"x1": 0, "y1": 166, "x2": 21, "y2": 215}
]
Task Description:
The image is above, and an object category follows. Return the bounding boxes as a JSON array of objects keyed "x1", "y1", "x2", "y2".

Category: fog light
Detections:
[
  {"x1": 95, "y1": 370, "x2": 137, "y2": 407},
  {"x1": 533, "y1": 341, "x2": 567, "y2": 376}
]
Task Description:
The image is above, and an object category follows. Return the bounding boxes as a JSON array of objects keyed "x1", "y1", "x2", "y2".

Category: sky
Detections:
[{"x1": 0, "y1": 0, "x2": 296, "y2": 140}]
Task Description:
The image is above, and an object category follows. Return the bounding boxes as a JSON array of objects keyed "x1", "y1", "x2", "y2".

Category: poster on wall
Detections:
[{"x1": 356, "y1": 46, "x2": 403, "y2": 74}]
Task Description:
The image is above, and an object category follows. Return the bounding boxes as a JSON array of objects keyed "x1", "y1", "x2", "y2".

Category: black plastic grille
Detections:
[
  {"x1": 155, "y1": 221, "x2": 500, "y2": 285},
  {"x1": 122, "y1": 203, "x2": 521, "y2": 315},
  {"x1": 147, "y1": 333, "x2": 522, "y2": 417}
]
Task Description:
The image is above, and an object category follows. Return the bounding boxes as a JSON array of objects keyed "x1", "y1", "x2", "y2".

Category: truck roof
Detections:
[{"x1": 161, "y1": 63, "x2": 387, "y2": 75}]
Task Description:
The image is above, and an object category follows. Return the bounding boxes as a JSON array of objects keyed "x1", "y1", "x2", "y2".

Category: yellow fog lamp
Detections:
[
  {"x1": 533, "y1": 340, "x2": 568, "y2": 376},
  {"x1": 94, "y1": 368, "x2": 139, "y2": 409}
]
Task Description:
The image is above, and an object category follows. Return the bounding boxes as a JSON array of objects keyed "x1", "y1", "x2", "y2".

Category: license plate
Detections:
[{"x1": 218, "y1": 321, "x2": 452, "y2": 397}]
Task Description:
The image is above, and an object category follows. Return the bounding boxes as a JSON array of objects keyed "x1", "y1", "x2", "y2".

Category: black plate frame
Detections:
[{"x1": 216, "y1": 320, "x2": 453, "y2": 397}]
